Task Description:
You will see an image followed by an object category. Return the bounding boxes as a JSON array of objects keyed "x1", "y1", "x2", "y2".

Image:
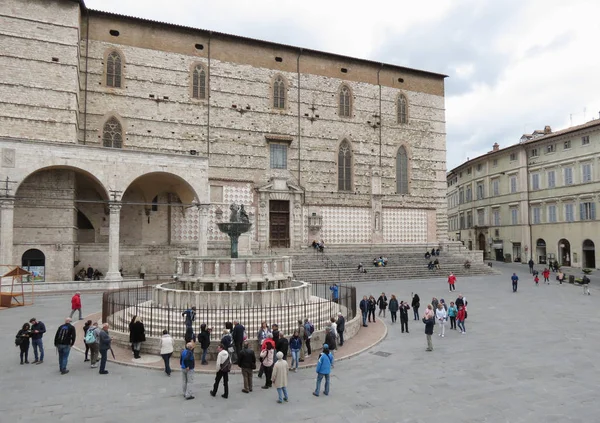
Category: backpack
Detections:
[
  {"x1": 220, "y1": 355, "x2": 232, "y2": 373},
  {"x1": 85, "y1": 328, "x2": 97, "y2": 344},
  {"x1": 56, "y1": 324, "x2": 71, "y2": 344},
  {"x1": 15, "y1": 336, "x2": 23, "y2": 347},
  {"x1": 308, "y1": 322, "x2": 314, "y2": 335}
]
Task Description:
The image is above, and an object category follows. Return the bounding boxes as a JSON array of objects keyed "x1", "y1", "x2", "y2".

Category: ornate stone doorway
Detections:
[{"x1": 269, "y1": 200, "x2": 290, "y2": 248}]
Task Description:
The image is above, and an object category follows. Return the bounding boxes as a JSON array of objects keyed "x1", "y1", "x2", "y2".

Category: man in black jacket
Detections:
[
  {"x1": 231, "y1": 320, "x2": 245, "y2": 364},
  {"x1": 325, "y1": 327, "x2": 337, "y2": 351},
  {"x1": 276, "y1": 332, "x2": 289, "y2": 360},
  {"x1": 237, "y1": 341, "x2": 256, "y2": 393},
  {"x1": 336, "y1": 312, "x2": 346, "y2": 346},
  {"x1": 377, "y1": 293, "x2": 388, "y2": 317},
  {"x1": 54, "y1": 317, "x2": 76, "y2": 374},
  {"x1": 29, "y1": 318, "x2": 46, "y2": 364},
  {"x1": 423, "y1": 315, "x2": 434, "y2": 352}
]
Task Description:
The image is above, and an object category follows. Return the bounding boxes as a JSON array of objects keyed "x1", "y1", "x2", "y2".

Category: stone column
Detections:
[
  {"x1": 197, "y1": 204, "x2": 209, "y2": 257},
  {"x1": 0, "y1": 198, "x2": 15, "y2": 265},
  {"x1": 105, "y1": 202, "x2": 123, "y2": 281}
]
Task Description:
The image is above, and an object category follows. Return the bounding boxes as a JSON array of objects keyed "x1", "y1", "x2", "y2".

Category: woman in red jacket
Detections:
[
  {"x1": 456, "y1": 305, "x2": 466, "y2": 334},
  {"x1": 69, "y1": 292, "x2": 82, "y2": 320}
]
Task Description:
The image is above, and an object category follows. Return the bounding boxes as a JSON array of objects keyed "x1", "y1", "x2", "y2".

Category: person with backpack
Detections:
[
  {"x1": 16, "y1": 322, "x2": 32, "y2": 364},
  {"x1": 180, "y1": 342, "x2": 195, "y2": 400},
  {"x1": 82, "y1": 320, "x2": 92, "y2": 362},
  {"x1": 98, "y1": 323, "x2": 111, "y2": 375},
  {"x1": 29, "y1": 318, "x2": 46, "y2": 364},
  {"x1": 304, "y1": 319, "x2": 314, "y2": 356},
  {"x1": 272, "y1": 351, "x2": 289, "y2": 403},
  {"x1": 160, "y1": 329, "x2": 174, "y2": 376},
  {"x1": 54, "y1": 317, "x2": 76, "y2": 375},
  {"x1": 182, "y1": 306, "x2": 196, "y2": 328},
  {"x1": 84, "y1": 321, "x2": 100, "y2": 368},
  {"x1": 336, "y1": 312, "x2": 345, "y2": 346},
  {"x1": 69, "y1": 292, "x2": 83, "y2": 321},
  {"x1": 312, "y1": 344, "x2": 334, "y2": 397},
  {"x1": 210, "y1": 343, "x2": 231, "y2": 399}
]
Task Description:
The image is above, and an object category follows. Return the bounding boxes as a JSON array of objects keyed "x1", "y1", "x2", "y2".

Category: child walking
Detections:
[
  {"x1": 534, "y1": 274, "x2": 539, "y2": 286},
  {"x1": 457, "y1": 305, "x2": 466, "y2": 334},
  {"x1": 447, "y1": 302, "x2": 457, "y2": 330}
]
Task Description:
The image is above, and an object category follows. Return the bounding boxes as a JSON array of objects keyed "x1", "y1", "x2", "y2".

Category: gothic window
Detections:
[
  {"x1": 102, "y1": 117, "x2": 123, "y2": 148},
  {"x1": 106, "y1": 51, "x2": 122, "y2": 88},
  {"x1": 396, "y1": 146, "x2": 409, "y2": 194},
  {"x1": 339, "y1": 85, "x2": 351, "y2": 117},
  {"x1": 273, "y1": 76, "x2": 285, "y2": 109},
  {"x1": 397, "y1": 94, "x2": 408, "y2": 124},
  {"x1": 192, "y1": 65, "x2": 207, "y2": 99},
  {"x1": 338, "y1": 140, "x2": 352, "y2": 191}
]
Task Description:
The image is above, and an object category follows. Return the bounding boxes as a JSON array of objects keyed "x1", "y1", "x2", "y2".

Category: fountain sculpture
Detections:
[{"x1": 217, "y1": 203, "x2": 252, "y2": 258}]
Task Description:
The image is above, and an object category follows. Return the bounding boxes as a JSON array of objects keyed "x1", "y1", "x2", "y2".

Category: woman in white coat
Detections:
[
  {"x1": 159, "y1": 329, "x2": 175, "y2": 376},
  {"x1": 435, "y1": 303, "x2": 447, "y2": 337}
]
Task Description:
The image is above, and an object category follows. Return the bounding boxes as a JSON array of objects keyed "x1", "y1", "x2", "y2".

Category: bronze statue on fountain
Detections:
[{"x1": 217, "y1": 203, "x2": 252, "y2": 258}]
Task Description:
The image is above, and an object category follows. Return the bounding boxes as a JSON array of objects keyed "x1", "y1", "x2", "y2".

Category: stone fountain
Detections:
[{"x1": 217, "y1": 203, "x2": 252, "y2": 258}]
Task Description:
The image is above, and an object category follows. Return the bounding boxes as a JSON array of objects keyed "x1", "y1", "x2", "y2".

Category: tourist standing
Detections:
[
  {"x1": 411, "y1": 294, "x2": 420, "y2": 320},
  {"x1": 336, "y1": 312, "x2": 345, "y2": 346},
  {"x1": 182, "y1": 306, "x2": 196, "y2": 328},
  {"x1": 448, "y1": 273, "x2": 457, "y2": 292},
  {"x1": 297, "y1": 320, "x2": 307, "y2": 360},
  {"x1": 423, "y1": 311, "x2": 435, "y2": 352},
  {"x1": 359, "y1": 296, "x2": 369, "y2": 327},
  {"x1": 16, "y1": 322, "x2": 31, "y2": 364},
  {"x1": 325, "y1": 327, "x2": 337, "y2": 351},
  {"x1": 160, "y1": 329, "x2": 174, "y2": 376},
  {"x1": 29, "y1": 318, "x2": 46, "y2": 364},
  {"x1": 272, "y1": 351, "x2": 289, "y2": 403},
  {"x1": 511, "y1": 273, "x2": 519, "y2": 292},
  {"x1": 85, "y1": 322, "x2": 100, "y2": 368},
  {"x1": 329, "y1": 317, "x2": 338, "y2": 339},
  {"x1": 198, "y1": 323, "x2": 210, "y2": 365},
  {"x1": 82, "y1": 320, "x2": 92, "y2": 361},
  {"x1": 388, "y1": 295, "x2": 399, "y2": 323},
  {"x1": 424, "y1": 304, "x2": 434, "y2": 320},
  {"x1": 457, "y1": 305, "x2": 466, "y2": 334},
  {"x1": 98, "y1": 323, "x2": 111, "y2": 375},
  {"x1": 289, "y1": 331, "x2": 302, "y2": 372},
  {"x1": 276, "y1": 331, "x2": 289, "y2": 360},
  {"x1": 304, "y1": 319, "x2": 313, "y2": 356},
  {"x1": 377, "y1": 292, "x2": 388, "y2": 317},
  {"x1": 329, "y1": 283, "x2": 339, "y2": 303},
  {"x1": 431, "y1": 297, "x2": 439, "y2": 313},
  {"x1": 237, "y1": 341, "x2": 256, "y2": 393},
  {"x1": 69, "y1": 292, "x2": 83, "y2": 321},
  {"x1": 528, "y1": 258, "x2": 534, "y2": 274},
  {"x1": 232, "y1": 319, "x2": 245, "y2": 364},
  {"x1": 543, "y1": 268, "x2": 550, "y2": 284},
  {"x1": 399, "y1": 300, "x2": 410, "y2": 333},
  {"x1": 257, "y1": 321, "x2": 270, "y2": 346},
  {"x1": 447, "y1": 302, "x2": 458, "y2": 330},
  {"x1": 211, "y1": 344, "x2": 231, "y2": 399},
  {"x1": 260, "y1": 342, "x2": 275, "y2": 389},
  {"x1": 258, "y1": 333, "x2": 275, "y2": 378},
  {"x1": 436, "y1": 303, "x2": 447, "y2": 337},
  {"x1": 54, "y1": 317, "x2": 76, "y2": 375},
  {"x1": 368, "y1": 295, "x2": 377, "y2": 323},
  {"x1": 313, "y1": 344, "x2": 334, "y2": 397},
  {"x1": 129, "y1": 316, "x2": 146, "y2": 359},
  {"x1": 180, "y1": 342, "x2": 195, "y2": 400}
]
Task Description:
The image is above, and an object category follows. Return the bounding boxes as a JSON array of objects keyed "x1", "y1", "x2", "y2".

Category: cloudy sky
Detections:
[{"x1": 86, "y1": 0, "x2": 600, "y2": 170}]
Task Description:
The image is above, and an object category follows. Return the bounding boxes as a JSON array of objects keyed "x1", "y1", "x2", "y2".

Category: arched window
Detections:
[
  {"x1": 397, "y1": 94, "x2": 408, "y2": 124},
  {"x1": 102, "y1": 117, "x2": 123, "y2": 148},
  {"x1": 338, "y1": 140, "x2": 352, "y2": 191},
  {"x1": 106, "y1": 51, "x2": 122, "y2": 88},
  {"x1": 339, "y1": 85, "x2": 351, "y2": 117},
  {"x1": 273, "y1": 76, "x2": 285, "y2": 109},
  {"x1": 396, "y1": 146, "x2": 409, "y2": 194},
  {"x1": 192, "y1": 65, "x2": 206, "y2": 99}
]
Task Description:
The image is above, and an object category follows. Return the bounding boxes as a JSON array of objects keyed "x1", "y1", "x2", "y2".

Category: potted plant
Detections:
[{"x1": 582, "y1": 268, "x2": 593, "y2": 275}]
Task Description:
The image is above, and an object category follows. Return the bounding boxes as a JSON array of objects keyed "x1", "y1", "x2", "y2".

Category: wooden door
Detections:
[{"x1": 269, "y1": 200, "x2": 290, "y2": 248}]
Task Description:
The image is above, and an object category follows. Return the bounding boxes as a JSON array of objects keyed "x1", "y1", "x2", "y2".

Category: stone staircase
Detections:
[{"x1": 286, "y1": 247, "x2": 498, "y2": 284}]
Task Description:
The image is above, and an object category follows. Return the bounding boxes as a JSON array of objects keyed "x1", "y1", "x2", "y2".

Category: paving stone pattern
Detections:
[{"x1": 0, "y1": 262, "x2": 598, "y2": 423}]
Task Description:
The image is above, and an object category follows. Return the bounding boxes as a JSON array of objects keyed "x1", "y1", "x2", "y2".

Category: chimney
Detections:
[
  {"x1": 492, "y1": 142, "x2": 499, "y2": 152},
  {"x1": 544, "y1": 125, "x2": 552, "y2": 134}
]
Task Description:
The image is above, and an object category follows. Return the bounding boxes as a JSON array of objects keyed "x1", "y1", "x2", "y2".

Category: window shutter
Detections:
[{"x1": 592, "y1": 203, "x2": 596, "y2": 220}]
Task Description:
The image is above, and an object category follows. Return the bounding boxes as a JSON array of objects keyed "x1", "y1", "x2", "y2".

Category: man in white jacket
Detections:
[
  {"x1": 435, "y1": 303, "x2": 447, "y2": 337},
  {"x1": 210, "y1": 343, "x2": 230, "y2": 399}
]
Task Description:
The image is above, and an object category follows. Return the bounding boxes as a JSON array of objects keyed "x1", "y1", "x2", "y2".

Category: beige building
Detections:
[
  {"x1": 0, "y1": 0, "x2": 449, "y2": 281},
  {"x1": 447, "y1": 119, "x2": 600, "y2": 269}
]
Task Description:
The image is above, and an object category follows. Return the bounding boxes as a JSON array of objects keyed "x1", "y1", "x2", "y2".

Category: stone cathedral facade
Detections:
[{"x1": 0, "y1": 0, "x2": 448, "y2": 281}]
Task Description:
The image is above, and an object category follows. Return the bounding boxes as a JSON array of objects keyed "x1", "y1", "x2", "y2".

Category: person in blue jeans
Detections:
[
  {"x1": 289, "y1": 330, "x2": 302, "y2": 372},
  {"x1": 313, "y1": 344, "x2": 334, "y2": 397},
  {"x1": 98, "y1": 323, "x2": 112, "y2": 375},
  {"x1": 29, "y1": 318, "x2": 46, "y2": 364},
  {"x1": 53, "y1": 318, "x2": 76, "y2": 375},
  {"x1": 511, "y1": 273, "x2": 519, "y2": 292},
  {"x1": 359, "y1": 296, "x2": 369, "y2": 327}
]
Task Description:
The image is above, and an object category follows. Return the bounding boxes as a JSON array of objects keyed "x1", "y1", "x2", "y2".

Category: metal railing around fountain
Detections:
[{"x1": 102, "y1": 282, "x2": 356, "y2": 341}]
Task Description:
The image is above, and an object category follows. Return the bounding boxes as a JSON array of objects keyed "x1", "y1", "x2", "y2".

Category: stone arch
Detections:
[{"x1": 121, "y1": 171, "x2": 199, "y2": 205}]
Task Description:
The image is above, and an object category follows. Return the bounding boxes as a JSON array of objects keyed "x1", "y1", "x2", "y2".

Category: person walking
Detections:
[
  {"x1": 29, "y1": 318, "x2": 46, "y2": 364},
  {"x1": 399, "y1": 300, "x2": 410, "y2": 334},
  {"x1": 368, "y1": 295, "x2": 377, "y2": 323},
  {"x1": 259, "y1": 342, "x2": 275, "y2": 389},
  {"x1": 359, "y1": 296, "x2": 369, "y2": 327},
  {"x1": 423, "y1": 311, "x2": 435, "y2": 351},
  {"x1": 511, "y1": 273, "x2": 519, "y2": 292},
  {"x1": 210, "y1": 344, "x2": 231, "y2": 399},
  {"x1": 388, "y1": 295, "x2": 399, "y2": 323},
  {"x1": 313, "y1": 344, "x2": 334, "y2": 397},
  {"x1": 98, "y1": 323, "x2": 111, "y2": 375},
  {"x1": 54, "y1": 317, "x2": 76, "y2": 375},
  {"x1": 180, "y1": 342, "x2": 195, "y2": 400},
  {"x1": 129, "y1": 316, "x2": 146, "y2": 359},
  {"x1": 336, "y1": 312, "x2": 345, "y2": 346},
  {"x1": 272, "y1": 351, "x2": 289, "y2": 403},
  {"x1": 377, "y1": 292, "x2": 388, "y2": 317},
  {"x1": 232, "y1": 320, "x2": 245, "y2": 364},
  {"x1": 16, "y1": 322, "x2": 32, "y2": 364},
  {"x1": 82, "y1": 320, "x2": 92, "y2": 362},
  {"x1": 457, "y1": 305, "x2": 466, "y2": 334},
  {"x1": 543, "y1": 268, "x2": 550, "y2": 284},
  {"x1": 447, "y1": 302, "x2": 458, "y2": 330},
  {"x1": 411, "y1": 294, "x2": 420, "y2": 320},
  {"x1": 436, "y1": 303, "x2": 447, "y2": 337},
  {"x1": 159, "y1": 329, "x2": 174, "y2": 376},
  {"x1": 69, "y1": 292, "x2": 83, "y2": 321},
  {"x1": 198, "y1": 323, "x2": 210, "y2": 365},
  {"x1": 237, "y1": 341, "x2": 256, "y2": 393},
  {"x1": 289, "y1": 331, "x2": 302, "y2": 372},
  {"x1": 84, "y1": 321, "x2": 100, "y2": 368},
  {"x1": 448, "y1": 273, "x2": 457, "y2": 292},
  {"x1": 534, "y1": 274, "x2": 539, "y2": 286}
]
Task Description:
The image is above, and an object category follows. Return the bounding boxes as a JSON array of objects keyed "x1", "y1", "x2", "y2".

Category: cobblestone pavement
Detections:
[{"x1": 1, "y1": 264, "x2": 598, "y2": 423}]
